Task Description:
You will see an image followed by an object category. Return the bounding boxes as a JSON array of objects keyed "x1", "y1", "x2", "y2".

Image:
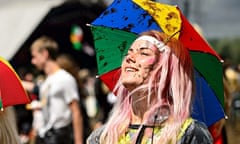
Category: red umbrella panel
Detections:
[
  {"x1": 0, "y1": 57, "x2": 31, "y2": 110},
  {"x1": 90, "y1": 0, "x2": 225, "y2": 126}
]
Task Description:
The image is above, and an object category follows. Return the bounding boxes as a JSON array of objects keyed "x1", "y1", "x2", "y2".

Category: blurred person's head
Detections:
[
  {"x1": 78, "y1": 69, "x2": 90, "y2": 84},
  {"x1": 57, "y1": 54, "x2": 79, "y2": 76},
  {"x1": 31, "y1": 36, "x2": 59, "y2": 70}
]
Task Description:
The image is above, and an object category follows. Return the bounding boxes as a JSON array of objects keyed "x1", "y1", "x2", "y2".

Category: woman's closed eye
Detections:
[
  {"x1": 140, "y1": 52, "x2": 150, "y2": 56},
  {"x1": 139, "y1": 47, "x2": 154, "y2": 56}
]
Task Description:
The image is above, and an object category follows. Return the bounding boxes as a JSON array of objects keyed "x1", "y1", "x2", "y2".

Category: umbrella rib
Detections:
[{"x1": 163, "y1": 30, "x2": 181, "y2": 44}]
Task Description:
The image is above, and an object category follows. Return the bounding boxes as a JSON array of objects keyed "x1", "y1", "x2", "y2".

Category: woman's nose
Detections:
[{"x1": 126, "y1": 53, "x2": 136, "y2": 63}]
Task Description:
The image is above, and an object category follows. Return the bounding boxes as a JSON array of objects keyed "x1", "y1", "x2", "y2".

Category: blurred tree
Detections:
[{"x1": 209, "y1": 37, "x2": 240, "y2": 65}]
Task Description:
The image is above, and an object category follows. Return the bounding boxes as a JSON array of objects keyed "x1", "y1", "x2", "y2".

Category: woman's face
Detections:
[{"x1": 121, "y1": 38, "x2": 159, "y2": 90}]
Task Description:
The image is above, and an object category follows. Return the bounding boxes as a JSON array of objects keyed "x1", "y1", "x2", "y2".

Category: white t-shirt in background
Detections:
[{"x1": 38, "y1": 69, "x2": 79, "y2": 137}]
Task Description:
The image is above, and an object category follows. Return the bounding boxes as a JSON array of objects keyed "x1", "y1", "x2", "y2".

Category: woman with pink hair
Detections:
[{"x1": 87, "y1": 30, "x2": 213, "y2": 144}]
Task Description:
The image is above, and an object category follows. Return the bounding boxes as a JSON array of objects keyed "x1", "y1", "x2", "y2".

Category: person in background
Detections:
[
  {"x1": 93, "y1": 78, "x2": 115, "y2": 129},
  {"x1": 0, "y1": 107, "x2": 20, "y2": 144},
  {"x1": 87, "y1": 30, "x2": 213, "y2": 144},
  {"x1": 14, "y1": 69, "x2": 34, "y2": 144},
  {"x1": 56, "y1": 53, "x2": 91, "y2": 142},
  {"x1": 22, "y1": 36, "x2": 83, "y2": 144}
]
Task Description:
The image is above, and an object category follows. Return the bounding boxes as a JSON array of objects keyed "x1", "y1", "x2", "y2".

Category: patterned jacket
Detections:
[{"x1": 87, "y1": 119, "x2": 213, "y2": 144}]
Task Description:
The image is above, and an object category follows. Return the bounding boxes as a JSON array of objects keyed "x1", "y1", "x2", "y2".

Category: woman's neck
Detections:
[{"x1": 131, "y1": 92, "x2": 149, "y2": 124}]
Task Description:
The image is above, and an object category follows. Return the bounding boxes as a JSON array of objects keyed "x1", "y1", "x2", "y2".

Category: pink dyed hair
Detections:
[{"x1": 100, "y1": 30, "x2": 194, "y2": 143}]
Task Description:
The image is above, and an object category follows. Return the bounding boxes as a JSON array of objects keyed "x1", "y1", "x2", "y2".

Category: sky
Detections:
[{"x1": 200, "y1": 0, "x2": 240, "y2": 39}]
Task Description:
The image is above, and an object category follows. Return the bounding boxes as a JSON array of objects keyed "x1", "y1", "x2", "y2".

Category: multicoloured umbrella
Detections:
[
  {"x1": 0, "y1": 57, "x2": 30, "y2": 110},
  {"x1": 89, "y1": 0, "x2": 225, "y2": 126}
]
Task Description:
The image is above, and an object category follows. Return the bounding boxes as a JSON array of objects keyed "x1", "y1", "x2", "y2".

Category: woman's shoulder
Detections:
[
  {"x1": 181, "y1": 119, "x2": 213, "y2": 144},
  {"x1": 87, "y1": 126, "x2": 105, "y2": 144}
]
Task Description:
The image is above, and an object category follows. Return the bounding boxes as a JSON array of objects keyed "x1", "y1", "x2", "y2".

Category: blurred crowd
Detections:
[
  {"x1": 223, "y1": 59, "x2": 240, "y2": 122},
  {"x1": 14, "y1": 53, "x2": 116, "y2": 144}
]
